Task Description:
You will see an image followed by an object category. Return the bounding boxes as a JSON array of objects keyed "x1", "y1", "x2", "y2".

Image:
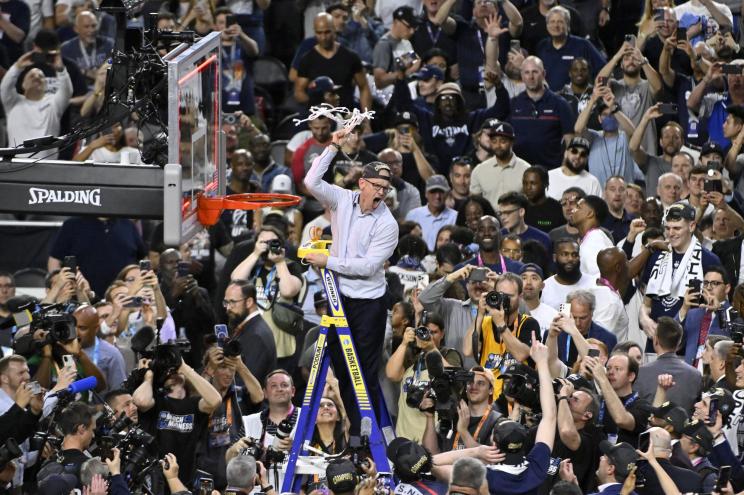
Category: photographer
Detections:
[
  {"x1": 32, "y1": 329, "x2": 106, "y2": 394},
  {"x1": 197, "y1": 345, "x2": 264, "y2": 489},
  {"x1": 132, "y1": 357, "x2": 221, "y2": 486},
  {"x1": 158, "y1": 248, "x2": 216, "y2": 367},
  {"x1": 230, "y1": 226, "x2": 304, "y2": 370},
  {"x1": 237, "y1": 369, "x2": 300, "y2": 485},
  {"x1": 386, "y1": 314, "x2": 463, "y2": 442},
  {"x1": 463, "y1": 273, "x2": 540, "y2": 400},
  {"x1": 38, "y1": 401, "x2": 97, "y2": 483},
  {"x1": 421, "y1": 367, "x2": 500, "y2": 454},
  {"x1": 0, "y1": 355, "x2": 48, "y2": 488}
]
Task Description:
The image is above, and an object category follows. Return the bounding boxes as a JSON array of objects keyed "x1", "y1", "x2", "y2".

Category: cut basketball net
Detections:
[{"x1": 292, "y1": 104, "x2": 375, "y2": 129}]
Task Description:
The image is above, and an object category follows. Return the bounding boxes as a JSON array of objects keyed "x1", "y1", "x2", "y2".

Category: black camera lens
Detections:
[
  {"x1": 485, "y1": 291, "x2": 510, "y2": 313},
  {"x1": 414, "y1": 326, "x2": 431, "y2": 341},
  {"x1": 267, "y1": 239, "x2": 283, "y2": 254},
  {"x1": 222, "y1": 338, "x2": 242, "y2": 358}
]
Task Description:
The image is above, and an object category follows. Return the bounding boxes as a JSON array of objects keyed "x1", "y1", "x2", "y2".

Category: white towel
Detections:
[{"x1": 645, "y1": 236, "x2": 704, "y2": 300}]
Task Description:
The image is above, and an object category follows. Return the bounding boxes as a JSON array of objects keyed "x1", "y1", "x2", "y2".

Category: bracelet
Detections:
[
  {"x1": 329, "y1": 142, "x2": 341, "y2": 151},
  {"x1": 261, "y1": 485, "x2": 273, "y2": 492},
  {"x1": 558, "y1": 396, "x2": 569, "y2": 403},
  {"x1": 611, "y1": 104, "x2": 620, "y2": 114}
]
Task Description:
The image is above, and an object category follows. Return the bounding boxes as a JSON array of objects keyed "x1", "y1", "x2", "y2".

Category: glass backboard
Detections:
[{"x1": 163, "y1": 31, "x2": 224, "y2": 247}]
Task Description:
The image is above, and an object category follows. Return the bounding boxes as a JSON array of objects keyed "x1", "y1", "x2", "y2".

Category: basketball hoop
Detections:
[{"x1": 196, "y1": 192, "x2": 301, "y2": 226}]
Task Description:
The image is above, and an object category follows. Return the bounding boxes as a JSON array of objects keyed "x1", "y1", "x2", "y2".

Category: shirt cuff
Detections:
[{"x1": 326, "y1": 256, "x2": 339, "y2": 272}]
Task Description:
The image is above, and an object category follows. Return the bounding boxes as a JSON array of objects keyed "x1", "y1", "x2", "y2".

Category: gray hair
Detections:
[
  {"x1": 567, "y1": 290, "x2": 595, "y2": 312},
  {"x1": 227, "y1": 455, "x2": 257, "y2": 489},
  {"x1": 657, "y1": 172, "x2": 683, "y2": 187},
  {"x1": 714, "y1": 340, "x2": 734, "y2": 361},
  {"x1": 547, "y1": 6, "x2": 571, "y2": 29},
  {"x1": 451, "y1": 457, "x2": 486, "y2": 490},
  {"x1": 80, "y1": 457, "x2": 109, "y2": 487}
]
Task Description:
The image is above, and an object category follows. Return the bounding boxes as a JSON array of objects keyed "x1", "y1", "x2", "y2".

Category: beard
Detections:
[
  {"x1": 228, "y1": 310, "x2": 247, "y2": 330},
  {"x1": 564, "y1": 158, "x2": 585, "y2": 173},
  {"x1": 556, "y1": 261, "x2": 581, "y2": 283}
]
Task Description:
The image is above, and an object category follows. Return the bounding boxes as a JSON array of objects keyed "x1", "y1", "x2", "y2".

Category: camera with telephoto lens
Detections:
[
  {"x1": 221, "y1": 338, "x2": 243, "y2": 358},
  {"x1": 267, "y1": 239, "x2": 283, "y2": 255},
  {"x1": 96, "y1": 412, "x2": 157, "y2": 488},
  {"x1": 485, "y1": 291, "x2": 510, "y2": 313},
  {"x1": 426, "y1": 352, "x2": 476, "y2": 436},
  {"x1": 406, "y1": 382, "x2": 433, "y2": 412},
  {"x1": 29, "y1": 432, "x2": 62, "y2": 451},
  {"x1": 0, "y1": 439, "x2": 22, "y2": 470},
  {"x1": 239, "y1": 437, "x2": 265, "y2": 460},
  {"x1": 149, "y1": 340, "x2": 191, "y2": 384}
]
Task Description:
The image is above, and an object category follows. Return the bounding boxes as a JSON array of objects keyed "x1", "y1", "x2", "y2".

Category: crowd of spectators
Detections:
[{"x1": 4, "y1": 0, "x2": 744, "y2": 494}]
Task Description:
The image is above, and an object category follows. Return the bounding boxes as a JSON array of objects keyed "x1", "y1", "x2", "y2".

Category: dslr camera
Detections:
[
  {"x1": 414, "y1": 326, "x2": 431, "y2": 341},
  {"x1": 485, "y1": 291, "x2": 510, "y2": 313},
  {"x1": 267, "y1": 239, "x2": 283, "y2": 255}
]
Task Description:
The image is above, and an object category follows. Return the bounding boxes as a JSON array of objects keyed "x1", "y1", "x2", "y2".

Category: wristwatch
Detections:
[
  {"x1": 610, "y1": 104, "x2": 620, "y2": 114},
  {"x1": 261, "y1": 485, "x2": 274, "y2": 492}
]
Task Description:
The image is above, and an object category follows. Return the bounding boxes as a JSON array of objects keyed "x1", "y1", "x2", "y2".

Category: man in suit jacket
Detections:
[
  {"x1": 713, "y1": 233, "x2": 743, "y2": 299},
  {"x1": 224, "y1": 280, "x2": 278, "y2": 386},
  {"x1": 634, "y1": 317, "x2": 702, "y2": 414},
  {"x1": 636, "y1": 427, "x2": 703, "y2": 495},
  {"x1": 588, "y1": 441, "x2": 639, "y2": 494},
  {"x1": 678, "y1": 266, "x2": 733, "y2": 366}
]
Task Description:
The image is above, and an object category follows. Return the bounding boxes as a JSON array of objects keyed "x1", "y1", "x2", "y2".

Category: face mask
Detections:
[{"x1": 601, "y1": 114, "x2": 619, "y2": 132}]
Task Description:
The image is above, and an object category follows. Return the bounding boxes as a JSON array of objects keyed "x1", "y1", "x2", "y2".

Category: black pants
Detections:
[{"x1": 326, "y1": 294, "x2": 387, "y2": 435}]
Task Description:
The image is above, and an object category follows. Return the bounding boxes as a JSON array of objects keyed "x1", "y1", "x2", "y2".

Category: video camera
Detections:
[
  {"x1": 12, "y1": 303, "x2": 78, "y2": 358},
  {"x1": 0, "y1": 439, "x2": 22, "y2": 471},
  {"x1": 502, "y1": 370, "x2": 540, "y2": 411},
  {"x1": 720, "y1": 308, "x2": 744, "y2": 345},
  {"x1": 407, "y1": 352, "x2": 474, "y2": 436},
  {"x1": 96, "y1": 411, "x2": 158, "y2": 488}
]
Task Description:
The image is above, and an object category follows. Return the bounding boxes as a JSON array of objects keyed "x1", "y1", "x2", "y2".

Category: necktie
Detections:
[{"x1": 693, "y1": 311, "x2": 713, "y2": 368}]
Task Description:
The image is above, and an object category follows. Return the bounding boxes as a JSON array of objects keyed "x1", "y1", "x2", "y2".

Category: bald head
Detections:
[
  {"x1": 648, "y1": 427, "x2": 672, "y2": 457},
  {"x1": 379, "y1": 148, "x2": 403, "y2": 177},
  {"x1": 597, "y1": 247, "x2": 626, "y2": 276},
  {"x1": 75, "y1": 11, "x2": 99, "y2": 45},
  {"x1": 74, "y1": 304, "x2": 100, "y2": 348}
]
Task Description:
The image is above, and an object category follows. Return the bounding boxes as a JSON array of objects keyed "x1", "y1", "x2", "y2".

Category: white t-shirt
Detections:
[
  {"x1": 547, "y1": 168, "x2": 603, "y2": 200},
  {"x1": 590, "y1": 285, "x2": 629, "y2": 342},
  {"x1": 529, "y1": 302, "x2": 558, "y2": 335},
  {"x1": 541, "y1": 274, "x2": 595, "y2": 309},
  {"x1": 675, "y1": 1, "x2": 733, "y2": 41},
  {"x1": 580, "y1": 229, "x2": 614, "y2": 279}
]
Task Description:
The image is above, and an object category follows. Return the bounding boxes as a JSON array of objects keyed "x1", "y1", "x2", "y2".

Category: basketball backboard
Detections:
[{"x1": 163, "y1": 31, "x2": 224, "y2": 247}]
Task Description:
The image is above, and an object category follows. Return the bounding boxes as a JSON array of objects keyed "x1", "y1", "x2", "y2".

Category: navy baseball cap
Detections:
[
  {"x1": 392, "y1": 6, "x2": 420, "y2": 27},
  {"x1": 520, "y1": 263, "x2": 544, "y2": 279},
  {"x1": 413, "y1": 64, "x2": 444, "y2": 81},
  {"x1": 307, "y1": 76, "x2": 341, "y2": 96}
]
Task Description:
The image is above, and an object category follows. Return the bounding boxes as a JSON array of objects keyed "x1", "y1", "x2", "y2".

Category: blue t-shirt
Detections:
[
  {"x1": 509, "y1": 90, "x2": 576, "y2": 168},
  {"x1": 536, "y1": 35, "x2": 606, "y2": 91},
  {"x1": 641, "y1": 246, "x2": 721, "y2": 319},
  {"x1": 485, "y1": 442, "x2": 551, "y2": 495}
]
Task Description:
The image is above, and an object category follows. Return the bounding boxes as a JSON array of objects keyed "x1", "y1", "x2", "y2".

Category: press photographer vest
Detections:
[{"x1": 477, "y1": 314, "x2": 531, "y2": 400}]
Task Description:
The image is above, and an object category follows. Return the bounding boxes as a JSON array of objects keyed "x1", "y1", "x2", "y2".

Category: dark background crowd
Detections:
[{"x1": 2, "y1": 0, "x2": 744, "y2": 494}]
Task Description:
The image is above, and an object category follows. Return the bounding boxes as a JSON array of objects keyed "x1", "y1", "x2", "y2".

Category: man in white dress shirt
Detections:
[{"x1": 303, "y1": 127, "x2": 399, "y2": 432}]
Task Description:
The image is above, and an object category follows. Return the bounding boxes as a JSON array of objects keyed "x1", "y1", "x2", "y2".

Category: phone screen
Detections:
[{"x1": 708, "y1": 398, "x2": 720, "y2": 425}]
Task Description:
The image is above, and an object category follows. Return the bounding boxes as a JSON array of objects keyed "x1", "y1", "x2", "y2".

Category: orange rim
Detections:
[{"x1": 196, "y1": 192, "x2": 301, "y2": 226}]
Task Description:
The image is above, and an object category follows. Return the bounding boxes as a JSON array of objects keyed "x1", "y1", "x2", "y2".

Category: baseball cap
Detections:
[
  {"x1": 498, "y1": 362, "x2": 538, "y2": 381},
  {"x1": 362, "y1": 162, "x2": 392, "y2": 182},
  {"x1": 394, "y1": 110, "x2": 419, "y2": 128},
  {"x1": 270, "y1": 174, "x2": 292, "y2": 194},
  {"x1": 386, "y1": 437, "x2": 431, "y2": 481},
  {"x1": 682, "y1": 419, "x2": 714, "y2": 453},
  {"x1": 701, "y1": 141, "x2": 725, "y2": 158},
  {"x1": 470, "y1": 366, "x2": 495, "y2": 389},
  {"x1": 326, "y1": 459, "x2": 359, "y2": 494},
  {"x1": 665, "y1": 202, "x2": 696, "y2": 222},
  {"x1": 493, "y1": 420, "x2": 528, "y2": 462},
  {"x1": 704, "y1": 387, "x2": 736, "y2": 421},
  {"x1": 425, "y1": 174, "x2": 450, "y2": 193},
  {"x1": 567, "y1": 136, "x2": 590, "y2": 152},
  {"x1": 436, "y1": 82, "x2": 463, "y2": 98},
  {"x1": 482, "y1": 119, "x2": 515, "y2": 139},
  {"x1": 392, "y1": 6, "x2": 420, "y2": 27},
  {"x1": 564, "y1": 373, "x2": 592, "y2": 391},
  {"x1": 307, "y1": 76, "x2": 341, "y2": 96},
  {"x1": 651, "y1": 403, "x2": 688, "y2": 434},
  {"x1": 520, "y1": 263, "x2": 544, "y2": 279},
  {"x1": 413, "y1": 64, "x2": 444, "y2": 81},
  {"x1": 599, "y1": 441, "x2": 639, "y2": 478}
]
